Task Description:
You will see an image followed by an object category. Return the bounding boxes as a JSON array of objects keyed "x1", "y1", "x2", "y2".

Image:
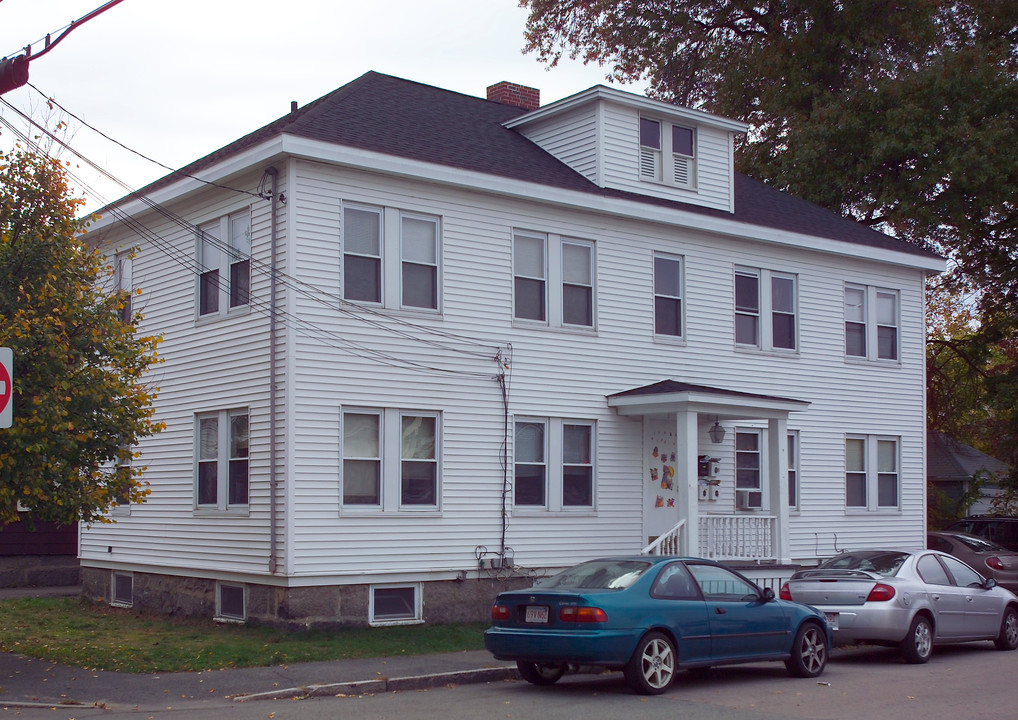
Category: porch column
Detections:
[
  {"x1": 767, "y1": 417, "x2": 791, "y2": 563},
  {"x1": 676, "y1": 409, "x2": 699, "y2": 556}
]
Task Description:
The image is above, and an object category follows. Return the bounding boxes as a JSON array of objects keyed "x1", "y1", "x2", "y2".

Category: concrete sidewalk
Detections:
[{"x1": 0, "y1": 586, "x2": 517, "y2": 709}]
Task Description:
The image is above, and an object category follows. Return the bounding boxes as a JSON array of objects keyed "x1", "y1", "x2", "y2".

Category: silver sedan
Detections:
[{"x1": 780, "y1": 549, "x2": 1018, "y2": 663}]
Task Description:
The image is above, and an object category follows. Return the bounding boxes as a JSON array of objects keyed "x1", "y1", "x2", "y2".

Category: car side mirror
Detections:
[
  {"x1": 985, "y1": 578, "x2": 998, "y2": 590},
  {"x1": 761, "y1": 587, "x2": 776, "y2": 602}
]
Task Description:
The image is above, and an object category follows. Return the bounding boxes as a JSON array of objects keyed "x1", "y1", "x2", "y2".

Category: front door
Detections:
[{"x1": 643, "y1": 420, "x2": 683, "y2": 546}]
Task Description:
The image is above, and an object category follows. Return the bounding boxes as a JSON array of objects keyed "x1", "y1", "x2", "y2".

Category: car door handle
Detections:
[{"x1": 715, "y1": 607, "x2": 727, "y2": 615}]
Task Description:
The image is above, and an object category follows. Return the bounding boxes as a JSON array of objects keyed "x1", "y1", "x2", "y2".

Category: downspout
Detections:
[{"x1": 266, "y1": 166, "x2": 279, "y2": 574}]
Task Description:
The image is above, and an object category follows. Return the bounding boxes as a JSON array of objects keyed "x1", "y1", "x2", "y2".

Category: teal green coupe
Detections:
[{"x1": 484, "y1": 556, "x2": 830, "y2": 694}]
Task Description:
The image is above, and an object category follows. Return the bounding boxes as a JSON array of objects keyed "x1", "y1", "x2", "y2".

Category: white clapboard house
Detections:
[{"x1": 83, "y1": 72, "x2": 945, "y2": 626}]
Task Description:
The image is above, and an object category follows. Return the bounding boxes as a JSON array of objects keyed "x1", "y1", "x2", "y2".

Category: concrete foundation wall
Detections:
[{"x1": 81, "y1": 567, "x2": 532, "y2": 628}]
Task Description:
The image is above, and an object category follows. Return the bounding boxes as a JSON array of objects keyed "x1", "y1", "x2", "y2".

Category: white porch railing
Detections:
[
  {"x1": 642, "y1": 520, "x2": 685, "y2": 555},
  {"x1": 698, "y1": 514, "x2": 776, "y2": 562}
]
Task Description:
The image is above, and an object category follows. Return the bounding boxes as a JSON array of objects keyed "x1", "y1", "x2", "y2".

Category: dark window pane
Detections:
[
  {"x1": 846, "y1": 473, "x2": 867, "y2": 507},
  {"x1": 228, "y1": 459, "x2": 248, "y2": 505},
  {"x1": 514, "y1": 465, "x2": 546, "y2": 506},
  {"x1": 772, "y1": 312, "x2": 796, "y2": 349},
  {"x1": 846, "y1": 322, "x2": 866, "y2": 356},
  {"x1": 344, "y1": 255, "x2": 381, "y2": 302},
  {"x1": 200, "y1": 269, "x2": 219, "y2": 315},
  {"x1": 640, "y1": 118, "x2": 660, "y2": 149},
  {"x1": 344, "y1": 459, "x2": 380, "y2": 504},
  {"x1": 514, "y1": 277, "x2": 546, "y2": 320},
  {"x1": 198, "y1": 462, "x2": 217, "y2": 505},
  {"x1": 654, "y1": 257, "x2": 681, "y2": 297},
  {"x1": 788, "y1": 469, "x2": 797, "y2": 506},
  {"x1": 672, "y1": 125, "x2": 694, "y2": 157},
  {"x1": 878, "y1": 473, "x2": 898, "y2": 506},
  {"x1": 374, "y1": 587, "x2": 416, "y2": 620},
  {"x1": 735, "y1": 314, "x2": 758, "y2": 345},
  {"x1": 114, "y1": 573, "x2": 133, "y2": 604},
  {"x1": 401, "y1": 461, "x2": 436, "y2": 505},
  {"x1": 655, "y1": 297, "x2": 682, "y2": 336},
  {"x1": 878, "y1": 326, "x2": 898, "y2": 360},
  {"x1": 120, "y1": 291, "x2": 132, "y2": 324},
  {"x1": 735, "y1": 274, "x2": 759, "y2": 312},
  {"x1": 402, "y1": 263, "x2": 437, "y2": 309},
  {"x1": 563, "y1": 466, "x2": 593, "y2": 506},
  {"x1": 563, "y1": 285, "x2": 592, "y2": 326},
  {"x1": 219, "y1": 585, "x2": 245, "y2": 619},
  {"x1": 230, "y1": 259, "x2": 250, "y2": 308}
]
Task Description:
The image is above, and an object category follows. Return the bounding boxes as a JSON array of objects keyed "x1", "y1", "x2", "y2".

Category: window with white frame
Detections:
[
  {"x1": 639, "y1": 117, "x2": 696, "y2": 188},
  {"x1": 845, "y1": 435, "x2": 899, "y2": 510},
  {"x1": 217, "y1": 582, "x2": 246, "y2": 621},
  {"x1": 370, "y1": 584, "x2": 422, "y2": 625},
  {"x1": 341, "y1": 408, "x2": 440, "y2": 511},
  {"x1": 114, "y1": 251, "x2": 133, "y2": 324},
  {"x1": 735, "y1": 430, "x2": 762, "y2": 510},
  {"x1": 514, "y1": 418, "x2": 595, "y2": 510},
  {"x1": 197, "y1": 211, "x2": 250, "y2": 317},
  {"x1": 513, "y1": 231, "x2": 595, "y2": 329},
  {"x1": 112, "y1": 572, "x2": 133, "y2": 607},
  {"x1": 341, "y1": 204, "x2": 441, "y2": 311},
  {"x1": 845, "y1": 284, "x2": 899, "y2": 361},
  {"x1": 196, "y1": 409, "x2": 249, "y2": 510},
  {"x1": 342, "y1": 206, "x2": 382, "y2": 303},
  {"x1": 787, "y1": 431, "x2": 799, "y2": 509},
  {"x1": 654, "y1": 253, "x2": 683, "y2": 337},
  {"x1": 735, "y1": 267, "x2": 797, "y2": 351}
]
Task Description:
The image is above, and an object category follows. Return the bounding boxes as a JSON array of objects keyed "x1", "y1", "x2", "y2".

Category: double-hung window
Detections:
[
  {"x1": 845, "y1": 435, "x2": 899, "y2": 510},
  {"x1": 341, "y1": 408, "x2": 440, "y2": 511},
  {"x1": 639, "y1": 117, "x2": 696, "y2": 188},
  {"x1": 196, "y1": 409, "x2": 249, "y2": 510},
  {"x1": 735, "y1": 267, "x2": 797, "y2": 351},
  {"x1": 845, "y1": 284, "x2": 899, "y2": 361},
  {"x1": 342, "y1": 204, "x2": 441, "y2": 311},
  {"x1": 513, "y1": 231, "x2": 595, "y2": 329},
  {"x1": 654, "y1": 253, "x2": 683, "y2": 337},
  {"x1": 198, "y1": 211, "x2": 251, "y2": 317},
  {"x1": 514, "y1": 418, "x2": 595, "y2": 510},
  {"x1": 115, "y1": 251, "x2": 133, "y2": 324},
  {"x1": 735, "y1": 430, "x2": 762, "y2": 510}
]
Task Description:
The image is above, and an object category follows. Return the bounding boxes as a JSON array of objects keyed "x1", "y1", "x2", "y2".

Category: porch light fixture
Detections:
[{"x1": 708, "y1": 417, "x2": 726, "y2": 444}]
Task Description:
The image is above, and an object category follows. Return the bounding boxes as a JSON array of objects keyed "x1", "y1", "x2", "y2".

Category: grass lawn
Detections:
[{"x1": 0, "y1": 596, "x2": 487, "y2": 673}]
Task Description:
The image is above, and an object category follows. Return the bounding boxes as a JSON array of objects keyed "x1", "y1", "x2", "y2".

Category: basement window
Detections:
[
  {"x1": 369, "y1": 584, "x2": 422, "y2": 626},
  {"x1": 112, "y1": 572, "x2": 133, "y2": 607},
  {"x1": 217, "y1": 582, "x2": 246, "y2": 622}
]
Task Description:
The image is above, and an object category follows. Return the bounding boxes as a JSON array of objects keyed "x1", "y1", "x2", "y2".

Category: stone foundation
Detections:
[
  {"x1": 0, "y1": 556, "x2": 80, "y2": 588},
  {"x1": 81, "y1": 567, "x2": 533, "y2": 628}
]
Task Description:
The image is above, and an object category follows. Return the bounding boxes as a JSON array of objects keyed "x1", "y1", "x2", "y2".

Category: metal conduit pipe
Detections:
[{"x1": 265, "y1": 166, "x2": 279, "y2": 574}]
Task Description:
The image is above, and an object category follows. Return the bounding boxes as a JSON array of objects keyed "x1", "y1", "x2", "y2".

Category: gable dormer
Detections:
[{"x1": 504, "y1": 86, "x2": 749, "y2": 214}]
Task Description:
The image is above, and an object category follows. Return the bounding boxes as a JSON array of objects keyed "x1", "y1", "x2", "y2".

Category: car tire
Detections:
[
  {"x1": 993, "y1": 606, "x2": 1018, "y2": 651},
  {"x1": 900, "y1": 614, "x2": 933, "y2": 664},
  {"x1": 624, "y1": 631, "x2": 676, "y2": 695},
  {"x1": 784, "y1": 621, "x2": 829, "y2": 678},
  {"x1": 516, "y1": 661, "x2": 566, "y2": 685}
]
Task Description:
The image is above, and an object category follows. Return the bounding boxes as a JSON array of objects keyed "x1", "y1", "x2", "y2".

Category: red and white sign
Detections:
[{"x1": 0, "y1": 347, "x2": 12, "y2": 428}]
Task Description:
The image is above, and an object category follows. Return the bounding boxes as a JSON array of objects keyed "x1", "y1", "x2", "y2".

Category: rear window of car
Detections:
[
  {"x1": 818, "y1": 551, "x2": 909, "y2": 576},
  {"x1": 953, "y1": 534, "x2": 1006, "y2": 552},
  {"x1": 536, "y1": 560, "x2": 652, "y2": 590}
]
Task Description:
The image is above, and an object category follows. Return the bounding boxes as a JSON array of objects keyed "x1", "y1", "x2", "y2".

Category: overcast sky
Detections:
[{"x1": 0, "y1": 0, "x2": 644, "y2": 211}]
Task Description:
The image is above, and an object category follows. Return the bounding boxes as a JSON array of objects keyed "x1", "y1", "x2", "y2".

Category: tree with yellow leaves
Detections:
[{"x1": 0, "y1": 149, "x2": 162, "y2": 526}]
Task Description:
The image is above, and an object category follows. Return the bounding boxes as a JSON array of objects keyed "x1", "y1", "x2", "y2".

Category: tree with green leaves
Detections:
[
  {"x1": 523, "y1": 0, "x2": 1018, "y2": 479},
  {"x1": 0, "y1": 149, "x2": 163, "y2": 526}
]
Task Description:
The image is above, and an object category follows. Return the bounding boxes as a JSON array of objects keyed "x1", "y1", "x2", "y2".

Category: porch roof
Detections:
[{"x1": 607, "y1": 380, "x2": 809, "y2": 420}]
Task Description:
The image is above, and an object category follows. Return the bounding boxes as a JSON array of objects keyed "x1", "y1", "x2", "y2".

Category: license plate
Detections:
[
  {"x1": 824, "y1": 612, "x2": 839, "y2": 630},
  {"x1": 525, "y1": 605, "x2": 549, "y2": 624}
]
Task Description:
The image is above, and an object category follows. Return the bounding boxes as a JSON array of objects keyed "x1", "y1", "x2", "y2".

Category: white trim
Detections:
[{"x1": 369, "y1": 582, "x2": 423, "y2": 626}]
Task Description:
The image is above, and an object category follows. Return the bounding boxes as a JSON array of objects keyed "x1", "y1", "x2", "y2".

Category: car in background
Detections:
[
  {"x1": 947, "y1": 517, "x2": 1018, "y2": 552},
  {"x1": 928, "y1": 531, "x2": 1018, "y2": 593},
  {"x1": 780, "y1": 549, "x2": 1018, "y2": 664},
  {"x1": 484, "y1": 556, "x2": 830, "y2": 695}
]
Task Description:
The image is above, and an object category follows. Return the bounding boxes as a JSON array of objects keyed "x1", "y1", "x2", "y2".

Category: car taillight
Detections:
[
  {"x1": 491, "y1": 604, "x2": 510, "y2": 621},
  {"x1": 559, "y1": 606, "x2": 608, "y2": 623},
  {"x1": 986, "y1": 557, "x2": 1006, "y2": 570},
  {"x1": 866, "y1": 583, "x2": 896, "y2": 602},
  {"x1": 779, "y1": 582, "x2": 792, "y2": 601}
]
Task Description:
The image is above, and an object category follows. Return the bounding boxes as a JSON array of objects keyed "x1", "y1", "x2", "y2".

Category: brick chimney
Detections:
[{"x1": 486, "y1": 81, "x2": 540, "y2": 111}]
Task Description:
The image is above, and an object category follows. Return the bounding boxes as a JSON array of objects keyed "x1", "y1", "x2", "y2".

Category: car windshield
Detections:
[
  {"x1": 818, "y1": 551, "x2": 909, "y2": 576},
  {"x1": 536, "y1": 560, "x2": 652, "y2": 590},
  {"x1": 953, "y1": 534, "x2": 1007, "y2": 552}
]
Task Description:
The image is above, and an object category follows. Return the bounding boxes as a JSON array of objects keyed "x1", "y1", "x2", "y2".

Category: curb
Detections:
[{"x1": 232, "y1": 666, "x2": 519, "y2": 702}]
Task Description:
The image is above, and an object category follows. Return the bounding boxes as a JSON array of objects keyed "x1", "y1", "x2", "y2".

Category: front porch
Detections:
[{"x1": 608, "y1": 380, "x2": 810, "y2": 566}]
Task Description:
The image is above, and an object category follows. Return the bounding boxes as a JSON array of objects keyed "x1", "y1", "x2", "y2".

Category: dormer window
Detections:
[{"x1": 639, "y1": 117, "x2": 696, "y2": 189}]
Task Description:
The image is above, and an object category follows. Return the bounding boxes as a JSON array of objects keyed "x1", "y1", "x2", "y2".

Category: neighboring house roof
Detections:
[
  {"x1": 928, "y1": 431, "x2": 1009, "y2": 481},
  {"x1": 120, "y1": 71, "x2": 939, "y2": 261}
]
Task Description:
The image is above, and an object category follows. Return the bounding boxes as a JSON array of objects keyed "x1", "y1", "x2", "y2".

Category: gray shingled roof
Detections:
[
  {"x1": 131, "y1": 71, "x2": 939, "y2": 260},
  {"x1": 928, "y1": 431, "x2": 1008, "y2": 480}
]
